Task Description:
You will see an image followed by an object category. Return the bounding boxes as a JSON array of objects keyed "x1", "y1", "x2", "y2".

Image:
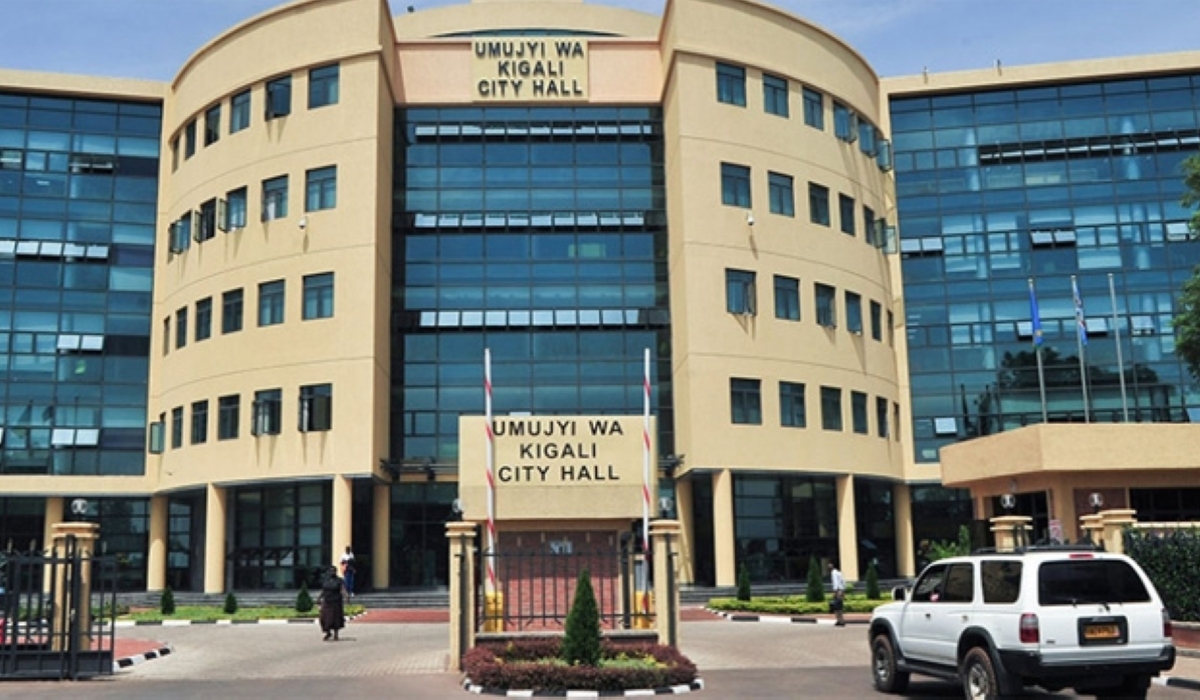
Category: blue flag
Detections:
[
  {"x1": 1028, "y1": 279, "x2": 1043, "y2": 347},
  {"x1": 1072, "y1": 276, "x2": 1088, "y2": 347}
]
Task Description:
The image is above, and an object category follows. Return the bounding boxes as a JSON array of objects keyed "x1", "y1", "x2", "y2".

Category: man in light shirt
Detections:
[{"x1": 830, "y1": 560, "x2": 845, "y2": 627}]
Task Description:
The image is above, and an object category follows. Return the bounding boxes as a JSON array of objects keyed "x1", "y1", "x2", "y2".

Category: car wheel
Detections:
[
  {"x1": 871, "y1": 634, "x2": 909, "y2": 694},
  {"x1": 961, "y1": 646, "x2": 1005, "y2": 700}
]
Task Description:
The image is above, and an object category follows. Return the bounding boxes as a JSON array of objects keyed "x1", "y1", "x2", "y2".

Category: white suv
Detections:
[{"x1": 868, "y1": 546, "x2": 1175, "y2": 699}]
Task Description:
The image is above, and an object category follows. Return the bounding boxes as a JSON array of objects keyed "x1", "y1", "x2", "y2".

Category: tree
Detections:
[
  {"x1": 865, "y1": 561, "x2": 881, "y2": 600},
  {"x1": 295, "y1": 581, "x2": 314, "y2": 613},
  {"x1": 560, "y1": 569, "x2": 601, "y2": 667},
  {"x1": 223, "y1": 592, "x2": 239, "y2": 615},
  {"x1": 160, "y1": 586, "x2": 176, "y2": 615},
  {"x1": 1175, "y1": 154, "x2": 1200, "y2": 380},
  {"x1": 736, "y1": 564, "x2": 752, "y2": 602},
  {"x1": 928, "y1": 524, "x2": 973, "y2": 561},
  {"x1": 805, "y1": 555, "x2": 825, "y2": 603}
]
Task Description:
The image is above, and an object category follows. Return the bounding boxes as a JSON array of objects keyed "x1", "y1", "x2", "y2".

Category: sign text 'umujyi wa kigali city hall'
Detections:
[
  {"x1": 458, "y1": 415, "x2": 655, "y2": 521},
  {"x1": 472, "y1": 39, "x2": 589, "y2": 102}
]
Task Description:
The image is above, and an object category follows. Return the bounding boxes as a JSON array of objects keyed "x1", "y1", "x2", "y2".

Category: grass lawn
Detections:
[
  {"x1": 124, "y1": 603, "x2": 365, "y2": 622},
  {"x1": 707, "y1": 593, "x2": 890, "y2": 615}
]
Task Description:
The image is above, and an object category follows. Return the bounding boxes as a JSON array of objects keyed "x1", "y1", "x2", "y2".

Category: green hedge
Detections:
[
  {"x1": 708, "y1": 593, "x2": 889, "y2": 616},
  {"x1": 1125, "y1": 527, "x2": 1200, "y2": 622}
]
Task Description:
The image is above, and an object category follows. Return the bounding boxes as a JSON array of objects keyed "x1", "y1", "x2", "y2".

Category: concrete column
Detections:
[
  {"x1": 1050, "y1": 487, "x2": 1075, "y2": 543},
  {"x1": 1099, "y1": 509, "x2": 1137, "y2": 554},
  {"x1": 332, "y1": 475, "x2": 353, "y2": 568},
  {"x1": 50, "y1": 522, "x2": 99, "y2": 651},
  {"x1": 893, "y1": 483, "x2": 914, "y2": 576},
  {"x1": 42, "y1": 497, "x2": 64, "y2": 552},
  {"x1": 711, "y1": 469, "x2": 736, "y2": 587},
  {"x1": 203, "y1": 484, "x2": 227, "y2": 594},
  {"x1": 446, "y1": 521, "x2": 477, "y2": 672},
  {"x1": 1079, "y1": 513, "x2": 1103, "y2": 546},
  {"x1": 651, "y1": 519, "x2": 682, "y2": 647},
  {"x1": 147, "y1": 495, "x2": 168, "y2": 591},
  {"x1": 674, "y1": 477, "x2": 695, "y2": 585},
  {"x1": 372, "y1": 481, "x2": 391, "y2": 591},
  {"x1": 835, "y1": 474, "x2": 859, "y2": 582}
]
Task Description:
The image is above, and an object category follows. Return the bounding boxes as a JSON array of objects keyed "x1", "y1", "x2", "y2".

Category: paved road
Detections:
[{"x1": 3, "y1": 618, "x2": 1195, "y2": 698}]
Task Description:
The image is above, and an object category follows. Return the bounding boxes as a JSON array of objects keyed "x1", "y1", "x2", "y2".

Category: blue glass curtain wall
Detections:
[
  {"x1": 393, "y1": 106, "x2": 672, "y2": 463},
  {"x1": 0, "y1": 91, "x2": 160, "y2": 476},
  {"x1": 891, "y1": 74, "x2": 1200, "y2": 462},
  {"x1": 734, "y1": 473, "x2": 838, "y2": 583}
]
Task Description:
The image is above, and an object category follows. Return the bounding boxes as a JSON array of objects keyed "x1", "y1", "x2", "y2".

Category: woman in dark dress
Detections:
[{"x1": 317, "y1": 565, "x2": 346, "y2": 641}]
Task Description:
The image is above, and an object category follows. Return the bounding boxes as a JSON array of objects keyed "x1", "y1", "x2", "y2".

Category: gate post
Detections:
[
  {"x1": 650, "y1": 519, "x2": 681, "y2": 647},
  {"x1": 447, "y1": 521, "x2": 477, "y2": 672},
  {"x1": 49, "y1": 522, "x2": 99, "y2": 652}
]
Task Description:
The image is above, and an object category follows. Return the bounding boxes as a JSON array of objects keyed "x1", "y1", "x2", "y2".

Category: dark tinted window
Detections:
[
  {"x1": 911, "y1": 564, "x2": 946, "y2": 602},
  {"x1": 1038, "y1": 559, "x2": 1149, "y2": 605},
  {"x1": 941, "y1": 563, "x2": 974, "y2": 603},
  {"x1": 982, "y1": 560, "x2": 1022, "y2": 603}
]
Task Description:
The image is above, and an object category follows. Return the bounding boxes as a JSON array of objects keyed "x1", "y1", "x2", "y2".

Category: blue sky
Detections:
[{"x1": 1, "y1": 0, "x2": 1198, "y2": 81}]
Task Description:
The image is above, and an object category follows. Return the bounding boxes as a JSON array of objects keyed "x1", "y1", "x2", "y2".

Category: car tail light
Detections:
[
  {"x1": 1163, "y1": 609, "x2": 1173, "y2": 639},
  {"x1": 1019, "y1": 613, "x2": 1040, "y2": 643}
]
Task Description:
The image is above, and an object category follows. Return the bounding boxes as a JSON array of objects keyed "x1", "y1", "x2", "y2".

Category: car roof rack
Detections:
[{"x1": 971, "y1": 542, "x2": 1104, "y2": 555}]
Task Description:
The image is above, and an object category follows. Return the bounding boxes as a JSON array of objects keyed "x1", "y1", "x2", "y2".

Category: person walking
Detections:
[
  {"x1": 830, "y1": 559, "x2": 846, "y2": 627},
  {"x1": 317, "y1": 565, "x2": 347, "y2": 641},
  {"x1": 340, "y1": 545, "x2": 356, "y2": 597}
]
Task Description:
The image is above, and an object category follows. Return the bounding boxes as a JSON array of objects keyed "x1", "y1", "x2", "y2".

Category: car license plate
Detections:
[{"x1": 1084, "y1": 624, "x2": 1120, "y2": 640}]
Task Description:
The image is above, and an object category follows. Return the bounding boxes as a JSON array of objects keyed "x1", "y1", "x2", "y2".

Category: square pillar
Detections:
[
  {"x1": 651, "y1": 519, "x2": 682, "y2": 647},
  {"x1": 674, "y1": 477, "x2": 695, "y2": 585},
  {"x1": 1099, "y1": 509, "x2": 1137, "y2": 554},
  {"x1": 893, "y1": 483, "x2": 915, "y2": 576},
  {"x1": 147, "y1": 495, "x2": 168, "y2": 592},
  {"x1": 372, "y1": 481, "x2": 391, "y2": 591},
  {"x1": 836, "y1": 474, "x2": 858, "y2": 582},
  {"x1": 49, "y1": 522, "x2": 99, "y2": 652},
  {"x1": 446, "y1": 521, "x2": 477, "y2": 672},
  {"x1": 990, "y1": 515, "x2": 1033, "y2": 552},
  {"x1": 332, "y1": 475, "x2": 353, "y2": 569}
]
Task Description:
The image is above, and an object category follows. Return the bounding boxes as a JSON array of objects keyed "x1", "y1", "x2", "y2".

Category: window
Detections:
[
  {"x1": 230, "y1": 89, "x2": 250, "y2": 133},
  {"x1": 162, "y1": 317, "x2": 170, "y2": 355},
  {"x1": 815, "y1": 283, "x2": 836, "y2": 327},
  {"x1": 876, "y1": 396, "x2": 889, "y2": 438},
  {"x1": 821, "y1": 386, "x2": 842, "y2": 431},
  {"x1": 175, "y1": 307, "x2": 188, "y2": 349},
  {"x1": 839, "y1": 194, "x2": 855, "y2": 235},
  {"x1": 197, "y1": 198, "x2": 217, "y2": 242},
  {"x1": 864, "y1": 205, "x2": 883, "y2": 246},
  {"x1": 305, "y1": 166, "x2": 337, "y2": 211},
  {"x1": 888, "y1": 310, "x2": 895, "y2": 345},
  {"x1": 303, "y1": 272, "x2": 334, "y2": 320},
  {"x1": 768, "y1": 172, "x2": 794, "y2": 217},
  {"x1": 308, "y1": 64, "x2": 339, "y2": 108},
  {"x1": 846, "y1": 291, "x2": 862, "y2": 334},
  {"x1": 731, "y1": 378, "x2": 761, "y2": 425},
  {"x1": 171, "y1": 407, "x2": 184, "y2": 449},
  {"x1": 195, "y1": 297, "x2": 212, "y2": 342},
  {"x1": 780, "y1": 381, "x2": 806, "y2": 427},
  {"x1": 148, "y1": 418, "x2": 164, "y2": 454},
  {"x1": 802, "y1": 87, "x2": 824, "y2": 129},
  {"x1": 716, "y1": 62, "x2": 746, "y2": 106},
  {"x1": 834, "y1": 101, "x2": 857, "y2": 142},
  {"x1": 225, "y1": 186, "x2": 247, "y2": 229},
  {"x1": 184, "y1": 120, "x2": 196, "y2": 159},
  {"x1": 218, "y1": 395, "x2": 240, "y2": 440},
  {"x1": 763, "y1": 74, "x2": 788, "y2": 117},
  {"x1": 252, "y1": 389, "x2": 282, "y2": 436},
  {"x1": 299, "y1": 384, "x2": 332, "y2": 432},
  {"x1": 852, "y1": 391, "x2": 868, "y2": 434},
  {"x1": 721, "y1": 163, "x2": 751, "y2": 208},
  {"x1": 982, "y1": 561, "x2": 1022, "y2": 604},
  {"x1": 774, "y1": 275, "x2": 800, "y2": 321},
  {"x1": 893, "y1": 402, "x2": 900, "y2": 441},
  {"x1": 262, "y1": 175, "x2": 288, "y2": 221},
  {"x1": 191, "y1": 400, "x2": 208, "y2": 445},
  {"x1": 170, "y1": 137, "x2": 179, "y2": 171},
  {"x1": 169, "y1": 214, "x2": 191, "y2": 253},
  {"x1": 204, "y1": 104, "x2": 221, "y2": 146},
  {"x1": 222, "y1": 289, "x2": 244, "y2": 334},
  {"x1": 258, "y1": 280, "x2": 285, "y2": 327},
  {"x1": 265, "y1": 75, "x2": 292, "y2": 119},
  {"x1": 726, "y1": 269, "x2": 756, "y2": 315},
  {"x1": 858, "y1": 120, "x2": 877, "y2": 156},
  {"x1": 808, "y1": 183, "x2": 830, "y2": 226},
  {"x1": 870, "y1": 300, "x2": 882, "y2": 341}
]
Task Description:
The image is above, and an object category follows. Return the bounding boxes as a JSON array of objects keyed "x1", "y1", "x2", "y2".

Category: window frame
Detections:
[
  {"x1": 774, "y1": 274, "x2": 800, "y2": 321},
  {"x1": 763, "y1": 73, "x2": 788, "y2": 117},
  {"x1": 302, "y1": 272, "x2": 334, "y2": 320},
  {"x1": 252, "y1": 388, "x2": 283, "y2": 436},
  {"x1": 225, "y1": 186, "x2": 247, "y2": 230},
  {"x1": 230, "y1": 89, "x2": 251, "y2": 133},
  {"x1": 265, "y1": 75, "x2": 292, "y2": 120},
  {"x1": 222, "y1": 288, "x2": 244, "y2": 334},
  {"x1": 876, "y1": 396, "x2": 889, "y2": 438},
  {"x1": 780, "y1": 381, "x2": 806, "y2": 428},
  {"x1": 258, "y1": 279, "x2": 285, "y2": 327},
  {"x1": 870, "y1": 300, "x2": 883, "y2": 341},
  {"x1": 768, "y1": 171, "x2": 794, "y2": 217},
  {"x1": 262, "y1": 175, "x2": 288, "y2": 221},
  {"x1": 171, "y1": 406, "x2": 184, "y2": 449},
  {"x1": 851, "y1": 391, "x2": 869, "y2": 435},
  {"x1": 308, "y1": 64, "x2": 340, "y2": 109},
  {"x1": 820, "y1": 386, "x2": 843, "y2": 432},
  {"x1": 195, "y1": 296, "x2": 213, "y2": 342},
  {"x1": 721, "y1": 162, "x2": 751, "y2": 208},
  {"x1": 846, "y1": 291, "x2": 863, "y2": 334},
  {"x1": 730, "y1": 378, "x2": 762, "y2": 425},
  {"x1": 716, "y1": 62, "x2": 747, "y2": 107},
  {"x1": 174, "y1": 307, "x2": 188, "y2": 349},
  {"x1": 299, "y1": 384, "x2": 333, "y2": 432},
  {"x1": 191, "y1": 399, "x2": 209, "y2": 445},
  {"x1": 204, "y1": 104, "x2": 221, "y2": 146},
  {"x1": 726, "y1": 268, "x2": 757, "y2": 316},
  {"x1": 808, "y1": 182, "x2": 830, "y2": 226},
  {"x1": 802, "y1": 87, "x2": 824, "y2": 129},
  {"x1": 305, "y1": 165, "x2": 337, "y2": 212},
  {"x1": 838, "y1": 193, "x2": 856, "y2": 235},
  {"x1": 218, "y1": 394, "x2": 240, "y2": 440},
  {"x1": 815, "y1": 283, "x2": 836, "y2": 328}
]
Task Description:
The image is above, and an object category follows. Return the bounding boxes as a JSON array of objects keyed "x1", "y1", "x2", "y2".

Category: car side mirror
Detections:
[{"x1": 891, "y1": 585, "x2": 907, "y2": 601}]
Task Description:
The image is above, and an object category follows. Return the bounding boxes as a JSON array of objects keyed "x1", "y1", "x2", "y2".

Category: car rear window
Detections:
[
  {"x1": 982, "y1": 560, "x2": 1022, "y2": 603},
  {"x1": 1038, "y1": 560, "x2": 1150, "y2": 606}
]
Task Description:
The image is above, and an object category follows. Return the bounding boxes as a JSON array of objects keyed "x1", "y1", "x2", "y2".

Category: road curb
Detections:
[
  {"x1": 705, "y1": 609, "x2": 867, "y2": 625},
  {"x1": 462, "y1": 677, "x2": 705, "y2": 696},
  {"x1": 114, "y1": 644, "x2": 173, "y2": 670}
]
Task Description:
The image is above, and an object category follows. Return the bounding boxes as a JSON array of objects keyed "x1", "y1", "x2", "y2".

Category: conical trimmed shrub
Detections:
[
  {"x1": 160, "y1": 586, "x2": 176, "y2": 615},
  {"x1": 736, "y1": 563, "x2": 752, "y2": 602},
  {"x1": 805, "y1": 555, "x2": 826, "y2": 603},
  {"x1": 560, "y1": 568, "x2": 601, "y2": 667},
  {"x1": 223, "y1": 591, "x2": 239, "y2": 615},
  {"x1": 866, "y1": 560, "x2": 881, "y2": 600},
  {"x1": 296, "y1": 581, "x2": 314, "y2": 612}
]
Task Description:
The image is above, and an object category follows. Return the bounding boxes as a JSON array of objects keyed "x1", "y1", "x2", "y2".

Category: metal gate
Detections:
[{"x1": 0, "y1": 536, "x2": 117, "y2": 680}]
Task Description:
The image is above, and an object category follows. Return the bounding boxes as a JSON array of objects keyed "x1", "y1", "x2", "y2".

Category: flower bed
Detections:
[{"x1": 463, "y1": 637, "x2": 698, "y2": 693}]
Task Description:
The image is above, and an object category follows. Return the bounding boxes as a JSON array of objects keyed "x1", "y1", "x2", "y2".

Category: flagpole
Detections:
[
  {"x1": 1028, "y1": 278, "x2": 1048, "y2": 423},
  {"x1": 1071, "y1": 275, "x2": 1091, "y2": 423},
  {"x1": 1109, "y1": 273, "x2": 1129, "y2": 422}
]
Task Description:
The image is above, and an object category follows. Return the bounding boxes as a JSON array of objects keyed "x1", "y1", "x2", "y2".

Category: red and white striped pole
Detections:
[{"x1": 484, "y1": 348, "x2": 497, "y2": 593}]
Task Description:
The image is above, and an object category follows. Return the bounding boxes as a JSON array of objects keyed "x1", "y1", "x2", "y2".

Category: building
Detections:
[{"x1": 1, "y1": 0, "x2": 1198, "y2": 594}]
